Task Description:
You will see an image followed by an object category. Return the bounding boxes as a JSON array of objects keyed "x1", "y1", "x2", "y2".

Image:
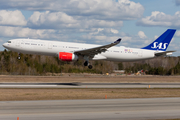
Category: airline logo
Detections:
[
  {"x1": 151, "y1": 42, "x2": 168, "y2": 50},
  {"x1": 124, "y1": 49, "x2": 133, "y2": 52}
]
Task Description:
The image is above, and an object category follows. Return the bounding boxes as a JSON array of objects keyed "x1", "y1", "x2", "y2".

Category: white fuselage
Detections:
[{"x1": 3, "y1": 39, "x2": 156, "y2": 62}]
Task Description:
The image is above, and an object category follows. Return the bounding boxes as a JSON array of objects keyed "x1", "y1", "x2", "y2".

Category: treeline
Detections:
[
  {"x1": 0, "y1": 50, "x2": 113, "y2": 75},
  {"x1": 123, "y1": 56, "x2": 180, "y2": 75},
  {"x1": 1, "y1": 49, "x2": 180, "y2": 75}
]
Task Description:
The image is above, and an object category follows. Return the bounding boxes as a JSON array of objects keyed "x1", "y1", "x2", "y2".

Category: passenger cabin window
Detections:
[{"x1": 8, "y1": 41, "x2": 11, "y2": 43}]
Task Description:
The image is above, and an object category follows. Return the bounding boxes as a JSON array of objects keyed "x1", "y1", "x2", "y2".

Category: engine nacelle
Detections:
[{"x1": 58, "y1": 52, "x2": 78, "y2": 61}]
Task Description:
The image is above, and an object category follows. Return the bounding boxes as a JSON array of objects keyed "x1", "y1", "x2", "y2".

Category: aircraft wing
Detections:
[
  {"x1": 155, "y1": 51, "x2": 176, "y2": 56},
  {"x1": 74, "y1": 38, "x2": 121, "y2": 57}
]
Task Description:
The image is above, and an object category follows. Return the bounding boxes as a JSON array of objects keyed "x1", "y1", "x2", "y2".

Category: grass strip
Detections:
[{"x1": 1, "y1": 88, "x2": 180, "y2": 101}]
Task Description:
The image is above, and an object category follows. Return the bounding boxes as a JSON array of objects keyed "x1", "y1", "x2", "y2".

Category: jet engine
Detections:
[{"x1": 58, "y1": 52, "x2": 78, "y2": 61}]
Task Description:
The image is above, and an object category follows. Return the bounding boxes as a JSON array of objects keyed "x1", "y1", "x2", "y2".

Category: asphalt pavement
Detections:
[
  {"x1": 0, "y1": 82, "x2": 180, "y2": 88},
  {"x1": 0, "y1": 98, "x2": 180, "y2": 120}
]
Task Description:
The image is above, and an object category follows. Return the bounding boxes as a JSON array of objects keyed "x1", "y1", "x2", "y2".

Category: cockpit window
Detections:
[{"x1": 8, "y1": 41, "x2": 11, "y2": 43}]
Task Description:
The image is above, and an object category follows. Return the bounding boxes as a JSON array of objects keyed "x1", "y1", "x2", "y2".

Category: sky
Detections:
[{"x1": 0, "y1": 0, "x2": 180, "y2": 56}]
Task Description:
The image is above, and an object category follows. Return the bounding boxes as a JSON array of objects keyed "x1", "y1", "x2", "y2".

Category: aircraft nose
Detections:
[
  {"x1": 3, "y1": 43, "x2": 5, "y2": 47},
  {"x1": 3, "y1": 43, "x2": 7, "y2": 48}
]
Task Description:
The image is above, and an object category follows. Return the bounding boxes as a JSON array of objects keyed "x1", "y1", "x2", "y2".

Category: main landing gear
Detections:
[
  {"x1": 88, "y1": 65, "x2": 93, "y2": 69},
  {"x1": 84, "y1": 61, "x2": 88, "y2": 66},
  {"x1": 84, "y1": 61, "x2": 93, "y2": 69}
]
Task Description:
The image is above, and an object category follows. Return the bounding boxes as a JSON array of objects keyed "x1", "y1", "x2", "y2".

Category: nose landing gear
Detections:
[{"x1": 17, "y1": 53, "x2": 21, "y2": 60}]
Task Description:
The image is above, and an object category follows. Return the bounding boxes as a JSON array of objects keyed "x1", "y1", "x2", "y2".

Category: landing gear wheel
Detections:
[
  {"x1": 84, "y1": 61, "x2": 88, "y2": 66},
  {"x1": 17, "y1": 53, "x2": 21, "y2": 60},
  {"x1": 17, "y1": 56, "x2": 21, "y2": 60},
  {"x1": 88, "y1": 65, "x2": 93, "y2": 69}
]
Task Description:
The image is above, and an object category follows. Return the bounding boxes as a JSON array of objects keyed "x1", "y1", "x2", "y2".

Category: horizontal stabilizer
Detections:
[{"x1": 155, "y1": 51, "x2": 176, "y2": 57}]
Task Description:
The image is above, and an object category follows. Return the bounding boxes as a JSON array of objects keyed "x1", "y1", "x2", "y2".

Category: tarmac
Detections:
[
  {"x1": 1, "y1": 98, "x2": 180, "y2": 120},
  {"x1": 0, "y1": 82, "x2": 180, "y2": 88}
]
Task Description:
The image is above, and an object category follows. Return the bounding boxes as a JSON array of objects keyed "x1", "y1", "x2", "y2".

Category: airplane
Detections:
[{"x1": 2, "y1": 29, "x2": 176, "y2": 69}]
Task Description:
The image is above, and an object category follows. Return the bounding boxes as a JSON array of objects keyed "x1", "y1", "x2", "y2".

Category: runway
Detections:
[
  {"x1": 1, "y1": 98, "x2": 180, "y2": 120},
  {"x1": 1, "y1": 82, "x2": 180, "y2": 88}
]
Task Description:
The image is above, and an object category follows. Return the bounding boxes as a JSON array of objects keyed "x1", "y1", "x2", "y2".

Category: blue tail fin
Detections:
[{"x1": 141, "y1": 29, "x2": 176, "y2": 51}]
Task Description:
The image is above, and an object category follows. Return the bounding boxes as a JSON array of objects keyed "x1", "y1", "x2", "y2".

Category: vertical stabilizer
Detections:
[{"x1": 141, "y1": 29, "x2": 176, "y2": 51}]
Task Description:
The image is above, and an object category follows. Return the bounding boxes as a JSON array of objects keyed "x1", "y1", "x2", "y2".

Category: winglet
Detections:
[{"x1": 114, "y1": 38, "x2": 121, "y2": 44}]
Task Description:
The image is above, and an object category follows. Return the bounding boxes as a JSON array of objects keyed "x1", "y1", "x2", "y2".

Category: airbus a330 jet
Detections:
[{"x1": 3, "y1": 29, "x2": 176, "y2": 69}]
